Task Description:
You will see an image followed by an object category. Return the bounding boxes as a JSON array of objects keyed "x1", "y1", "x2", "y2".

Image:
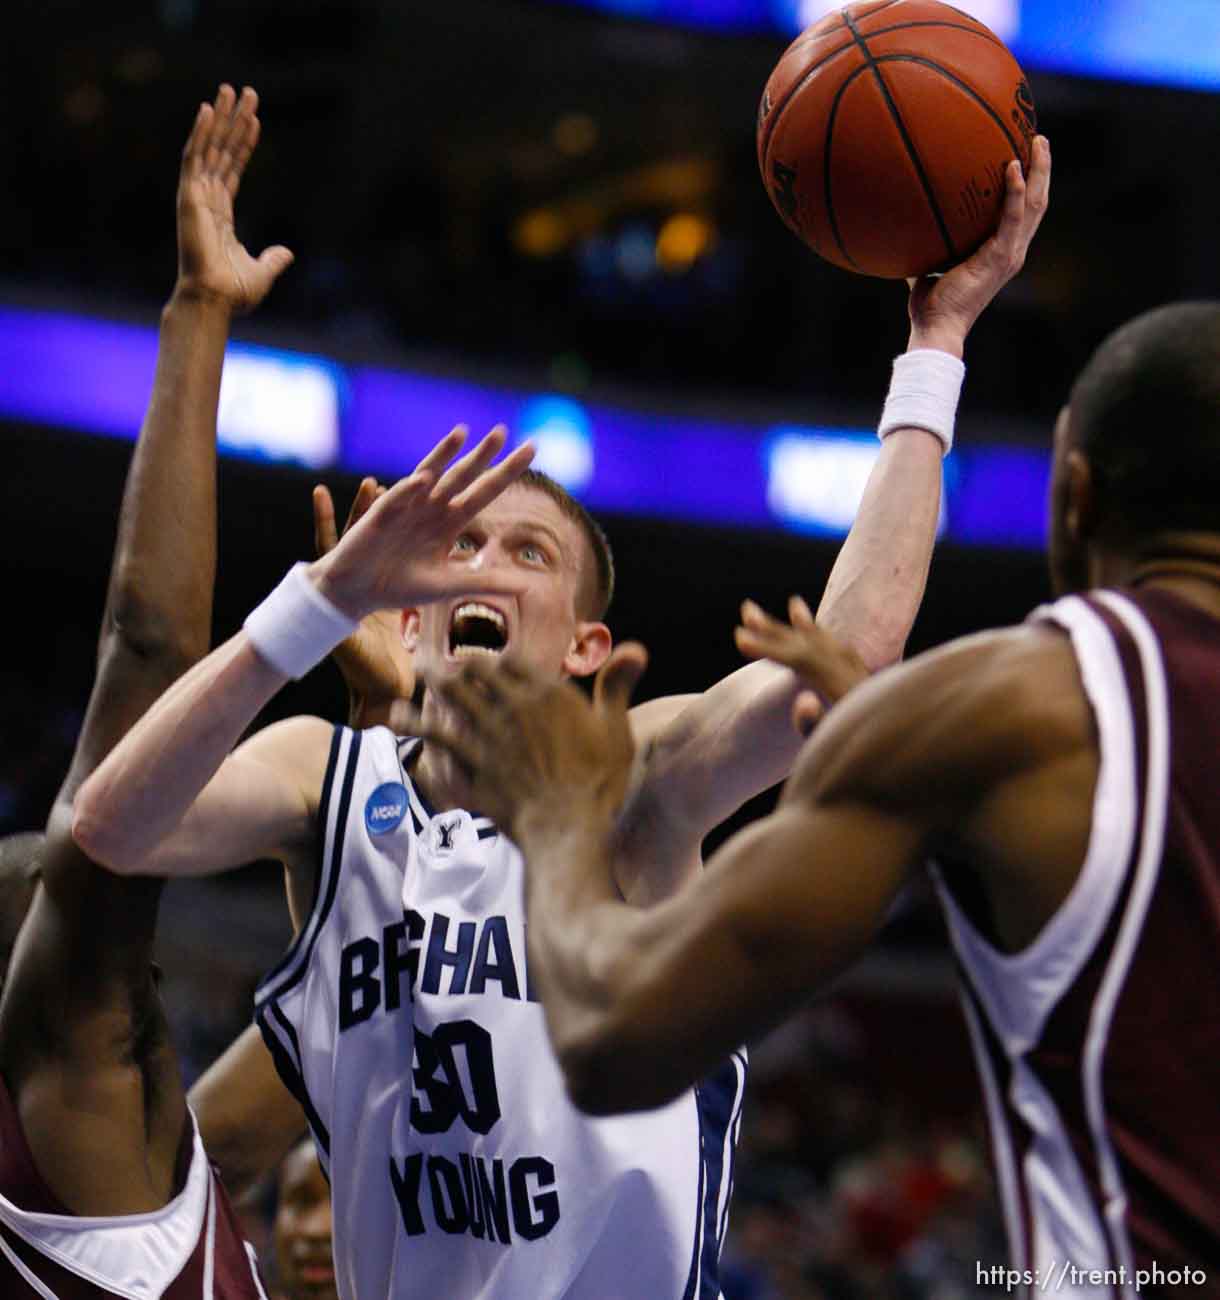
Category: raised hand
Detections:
[
  {"x1": 419, "y1": 644, "x2": 648, "y2": 839},
  {"x1": 310, "y1": 426, "x2": 535, "y2": 620},
  {"x1": 313, "y1": 477, "x2": 417, "y2": 728},
  {"x1": 907, "y1": 134, "x2": 1051, "y2": 357},
  {"x1": 735, "y1": 596, "x2": 869, "y2": 737},
  {"x1": 176, "y1": 84, "x2": 294, "y2": 313}
]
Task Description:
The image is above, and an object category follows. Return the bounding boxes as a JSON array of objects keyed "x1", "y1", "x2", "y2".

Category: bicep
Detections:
[
  {"x1": 137, "y1": 717, "x2": 331, "y2": 877},
  {"x1": 191, "y1": 1024, "x2": 307, "y2": 1199},
  {"x1": 579, "y1": 797, "x2": 922, "y2": 1110}
]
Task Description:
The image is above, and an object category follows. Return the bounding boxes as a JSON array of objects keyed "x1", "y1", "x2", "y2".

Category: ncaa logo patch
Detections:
[{"x1": 365, "y1": 782, "x2": 408, "y2": 836}]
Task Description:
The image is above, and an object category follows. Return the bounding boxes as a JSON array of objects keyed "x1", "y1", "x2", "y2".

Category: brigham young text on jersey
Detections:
[{"x1": 256, "y1": 730, "x2": 745, "y2": 1297}]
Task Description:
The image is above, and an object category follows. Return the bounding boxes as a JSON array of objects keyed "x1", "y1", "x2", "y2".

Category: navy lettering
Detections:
[
  {"x1": 338, "y1": 937, "x2": 380, "y2": 1030},
  {"x1": 459, "y1": 1154, "x2": 487, "y2": 1240},
  {"x1": 427, "y1": 1155, "x2": 470, "y2": 1234},
  {"x1": 389, "y1": 1153, "x2": 426, "y2": 1236},
  {"x1": 421, "y1": 912, "x2": 476, "y2": 996},
  {"x1": 478, "y1": 1157, "x2": 512, "y2": 1245},
  {"x1": 383, "y1": 912, "x2": 424, "y2": 1012},
  {"x1": 510, "y1": 1156, "x2": 560, "y2": 1241},
  {"x1": 468, "y1": 916, "x2": 521, "y2": 999}
]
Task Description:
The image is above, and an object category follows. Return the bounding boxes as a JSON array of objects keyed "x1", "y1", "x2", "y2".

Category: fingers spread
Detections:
[
  {"x1": 449, "y1": 440, "x2": 536, "y2": 518},
  {"x1": 432, "y1": 426, "x2": 508, "y2": 503},
  {"x1": 788, "y1": 594, "x2": 815, "y2": 628},
  {"x1": 413, "y1": 427, "x2": 469, "y2": 480},
  {"x1": 346, "y1": 477, "x2": 380, "y2": 533}
]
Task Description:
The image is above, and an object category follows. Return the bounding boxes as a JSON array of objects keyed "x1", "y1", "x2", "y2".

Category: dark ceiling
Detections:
[{"x1": 6, "y1": 0, "x2": 1219, "y2": 436}]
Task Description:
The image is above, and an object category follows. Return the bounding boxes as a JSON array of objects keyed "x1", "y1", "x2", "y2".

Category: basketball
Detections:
[{"x1": 757, "y1": 0, "x2": 1037, "y2": 279}]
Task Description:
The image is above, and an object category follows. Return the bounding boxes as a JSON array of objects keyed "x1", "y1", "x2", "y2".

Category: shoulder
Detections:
[
  {"x1": 627, "y1": 694, "x2": 700, "y2": 749},
  {"x1": 787, "y1": 622, "x2": 1091, "y2": 815}
]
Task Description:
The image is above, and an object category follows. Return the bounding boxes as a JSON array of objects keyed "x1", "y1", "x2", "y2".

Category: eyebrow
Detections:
[{"x1": 511, "y1": 520, "x2": 567, "y2": 554}]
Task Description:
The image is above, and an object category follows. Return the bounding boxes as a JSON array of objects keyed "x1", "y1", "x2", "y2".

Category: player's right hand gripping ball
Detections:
[{"x1": 757, "y1": 0, "x2": 1036, "y2": 279}]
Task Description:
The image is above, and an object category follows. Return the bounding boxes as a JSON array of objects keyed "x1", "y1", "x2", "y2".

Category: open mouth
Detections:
[{"x1": 448, "y1": 602, "x2": 508, "y2": 658}]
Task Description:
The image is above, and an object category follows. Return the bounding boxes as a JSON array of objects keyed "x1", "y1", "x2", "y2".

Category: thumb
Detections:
[
  {"x1": 792, "y1": 690, "x2": 825, "y2": 739},
  {"x1": 593, "y1": 642, "x2": 648, "y2": 718},
  {"x1": 257, "y1": 244, "x2": 295, "y2": 280}
]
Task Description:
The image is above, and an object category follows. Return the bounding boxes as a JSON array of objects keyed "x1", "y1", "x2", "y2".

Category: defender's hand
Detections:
[
  {"x1": 314, "y1": 478, "x2": 417, "y2": 728},
  {"x1": 309, "y1": 426, "x2": 535, "y2": 620},
  {"x1": 175, "y1": 84, "x2": 294, "y2": 313},
  {"x1": 907, "y1": 134, "x2": 1051, "y2": 358},
  {"x1": 420, "y1": 645, "x2": 648, "y2": 841},
  {"x1": 735, "y1": 597, "x2": 869, "y2": 737}
]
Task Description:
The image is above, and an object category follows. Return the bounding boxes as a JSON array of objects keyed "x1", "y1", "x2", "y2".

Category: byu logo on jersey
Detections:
[
  {"x1": 435, "y1": 818, "x2": 461, "y2": 852},
  {"x1": 365, "y1": 782, "x2": 408, "y2": 836}
]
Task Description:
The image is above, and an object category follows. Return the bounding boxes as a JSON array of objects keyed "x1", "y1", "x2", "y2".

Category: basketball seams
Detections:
[
  {"x1": 843, "y1": 8, "x2": 958, "y2": 263},
  {"x1": 858, "y1": 19, "x2": 1005, "y2": 49},
  {"x1": 759, "y1": 29, "x2": 854, "y2": 167},
  {"x1": 822, "y1": 63, "x2": 876, "y2": 268},
  {"x1": 875, "y1": 53, "x2": 1024, "y2": 162},
  {"x1": 759, "y1": 0, "x2": 907, "y2": 163}
]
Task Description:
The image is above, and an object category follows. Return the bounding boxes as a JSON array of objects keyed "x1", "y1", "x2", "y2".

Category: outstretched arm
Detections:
[
  {"x1": 424, "y1": 616, "x2": 1091, "y2": 1114},
  {"x1": 625, "y1": 138, "x2": 1052, "y2": 879},
  {"x1": 0, "y1": 86, "x2": 293, "y2": 1215},
  {"x1": 72, "y1": 427, "x2": 534, "y2": 879}
]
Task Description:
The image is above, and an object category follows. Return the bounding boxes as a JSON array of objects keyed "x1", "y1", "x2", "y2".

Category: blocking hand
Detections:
[
  {"x1": 314, "y1": 478, "x2": 417, "y2": 728},
  {"x1": 176, "y1": 84, "x2": 294, "y2": 313},
  {"x1": 419, "y1": 644, "x2": 648, "y2": 840},
  {"x1": 309, "y1": 426, "x2": 535, "y2": 620},
  {"x1": 735, "y1": 597, "x2": 869, "y2": 737}
]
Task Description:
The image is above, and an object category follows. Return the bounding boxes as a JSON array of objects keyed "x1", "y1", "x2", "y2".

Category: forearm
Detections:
[
  {"x1": 814, "y1": 426, "x2": 943, "y2": 670},
  {"x1": 103, "y1": 291, "x2": 230, "y2": 667},
  {"x1": 72, "y1": 633, "x2": 286, "y2": 871}
]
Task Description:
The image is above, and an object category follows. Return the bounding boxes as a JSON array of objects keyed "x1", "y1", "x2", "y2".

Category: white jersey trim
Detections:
[
  {"x1": 0, "y1": 1109, "x2": 211, "y2": 1300},
  {"x1": 1083, "y1": 592, "x2": 1172, "y2": 1298},
  {"x1": 932, "y1": 592, "x2": 1161, "y2": 1289},
  {"x1": 957, "y1": 990, "x2": 1027, "y2": 1271},
  {"x1": 932, "y1": 595, "x2": 1138, "y2": 1052}
]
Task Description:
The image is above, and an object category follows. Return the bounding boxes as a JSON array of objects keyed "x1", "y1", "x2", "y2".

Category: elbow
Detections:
[
  {"x1": 71, "y1": 786, "x2": 139, "y2": 876},
  {"x1": 555, "y1": 1021, "x2": 679, "y2": 1117},
  {"x1": 103, "y1": 586, "x2": 203, "y2": 679}
]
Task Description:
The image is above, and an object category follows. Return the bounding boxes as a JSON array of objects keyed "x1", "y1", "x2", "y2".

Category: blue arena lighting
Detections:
[
  {"x1": 548, "y1": 0, "x2": 1220, "y2": 91},
  {"x1": 0, "y1": 304, "x2": 1050, "y2": 549},
  {"x1": 516, "y1": 397, "x2": 596, "y2": 492}
]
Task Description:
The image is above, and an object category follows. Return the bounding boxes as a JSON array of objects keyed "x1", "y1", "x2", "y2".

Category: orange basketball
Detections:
[{"x1": 756, "y1": 0, "x2": 1037, "y2": 279}]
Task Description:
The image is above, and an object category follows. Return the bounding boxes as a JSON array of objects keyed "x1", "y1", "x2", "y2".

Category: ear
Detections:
[
  {"x1": 563, "y1": 621, "x2": 612, "y2": 679},
  {"x1": 401, "y1": 609, "x2": 421, "y2": 653},
  {"x1": 1063, "y1": 448, "x2": 1095, "y2": 545}
]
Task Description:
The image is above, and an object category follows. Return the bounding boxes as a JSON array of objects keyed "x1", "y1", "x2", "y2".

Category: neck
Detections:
[
  {"x1": 1095, "y1": 532, "x2": 1220, "y2": 616},
  {"x1": 410, "y1": 693, "x2": 476, "y2": 814}
]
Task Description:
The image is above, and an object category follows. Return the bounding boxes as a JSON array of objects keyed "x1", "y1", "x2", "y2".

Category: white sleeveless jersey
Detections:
[{"x1": 256, "y1": 727, "x2": 745, "y2": 1300}]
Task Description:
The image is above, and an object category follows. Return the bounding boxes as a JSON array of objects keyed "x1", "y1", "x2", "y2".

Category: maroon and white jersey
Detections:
[
  {"x1": 932, "y1": 588, "x2": 1220, "y2": 1298},
  {"x1": 0, "y1": 1076, "x2": 268, "y2": 1299}
]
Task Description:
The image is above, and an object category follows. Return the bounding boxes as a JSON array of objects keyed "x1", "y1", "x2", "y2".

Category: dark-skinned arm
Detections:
[
  {"x1": 426, "y1": 622, "x2": 1093, "y2": 1114},
  {"x1": 0, "y1": 85, "x2": 293, "y2": 1215}
]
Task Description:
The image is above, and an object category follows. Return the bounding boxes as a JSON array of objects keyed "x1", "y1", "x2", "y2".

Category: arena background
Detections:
[{"x1": 2, "y1": 3, "x2": 1217, "y2": 1296}]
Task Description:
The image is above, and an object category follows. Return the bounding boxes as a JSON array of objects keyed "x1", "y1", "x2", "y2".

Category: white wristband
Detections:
[
  {"x1": 243, "y1": 562, "x2": 359, "y2": 680},
  {"x1": 877, "y1": 349, "x2": 965, "y2": 456}
]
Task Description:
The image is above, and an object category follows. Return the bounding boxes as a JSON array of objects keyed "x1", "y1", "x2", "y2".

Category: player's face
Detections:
[
  {"x1": 407, "y1": 483, "x2": 608, "y2": 683},
  {"x1": 1047, "y1": 405, "x2": 1089, "y2": 596},
  {"x1": 274, "y1": 1143, "x2": 336, "y2": 1300}
]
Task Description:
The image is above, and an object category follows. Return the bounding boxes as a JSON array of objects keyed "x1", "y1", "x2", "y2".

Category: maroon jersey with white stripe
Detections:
[
  {"x1": 0, "y1": 1076, "x2": 268, "y2": 1299},
  {"x1": 932, "y1": 588, "x2": 1220, "y2": 1299}
]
